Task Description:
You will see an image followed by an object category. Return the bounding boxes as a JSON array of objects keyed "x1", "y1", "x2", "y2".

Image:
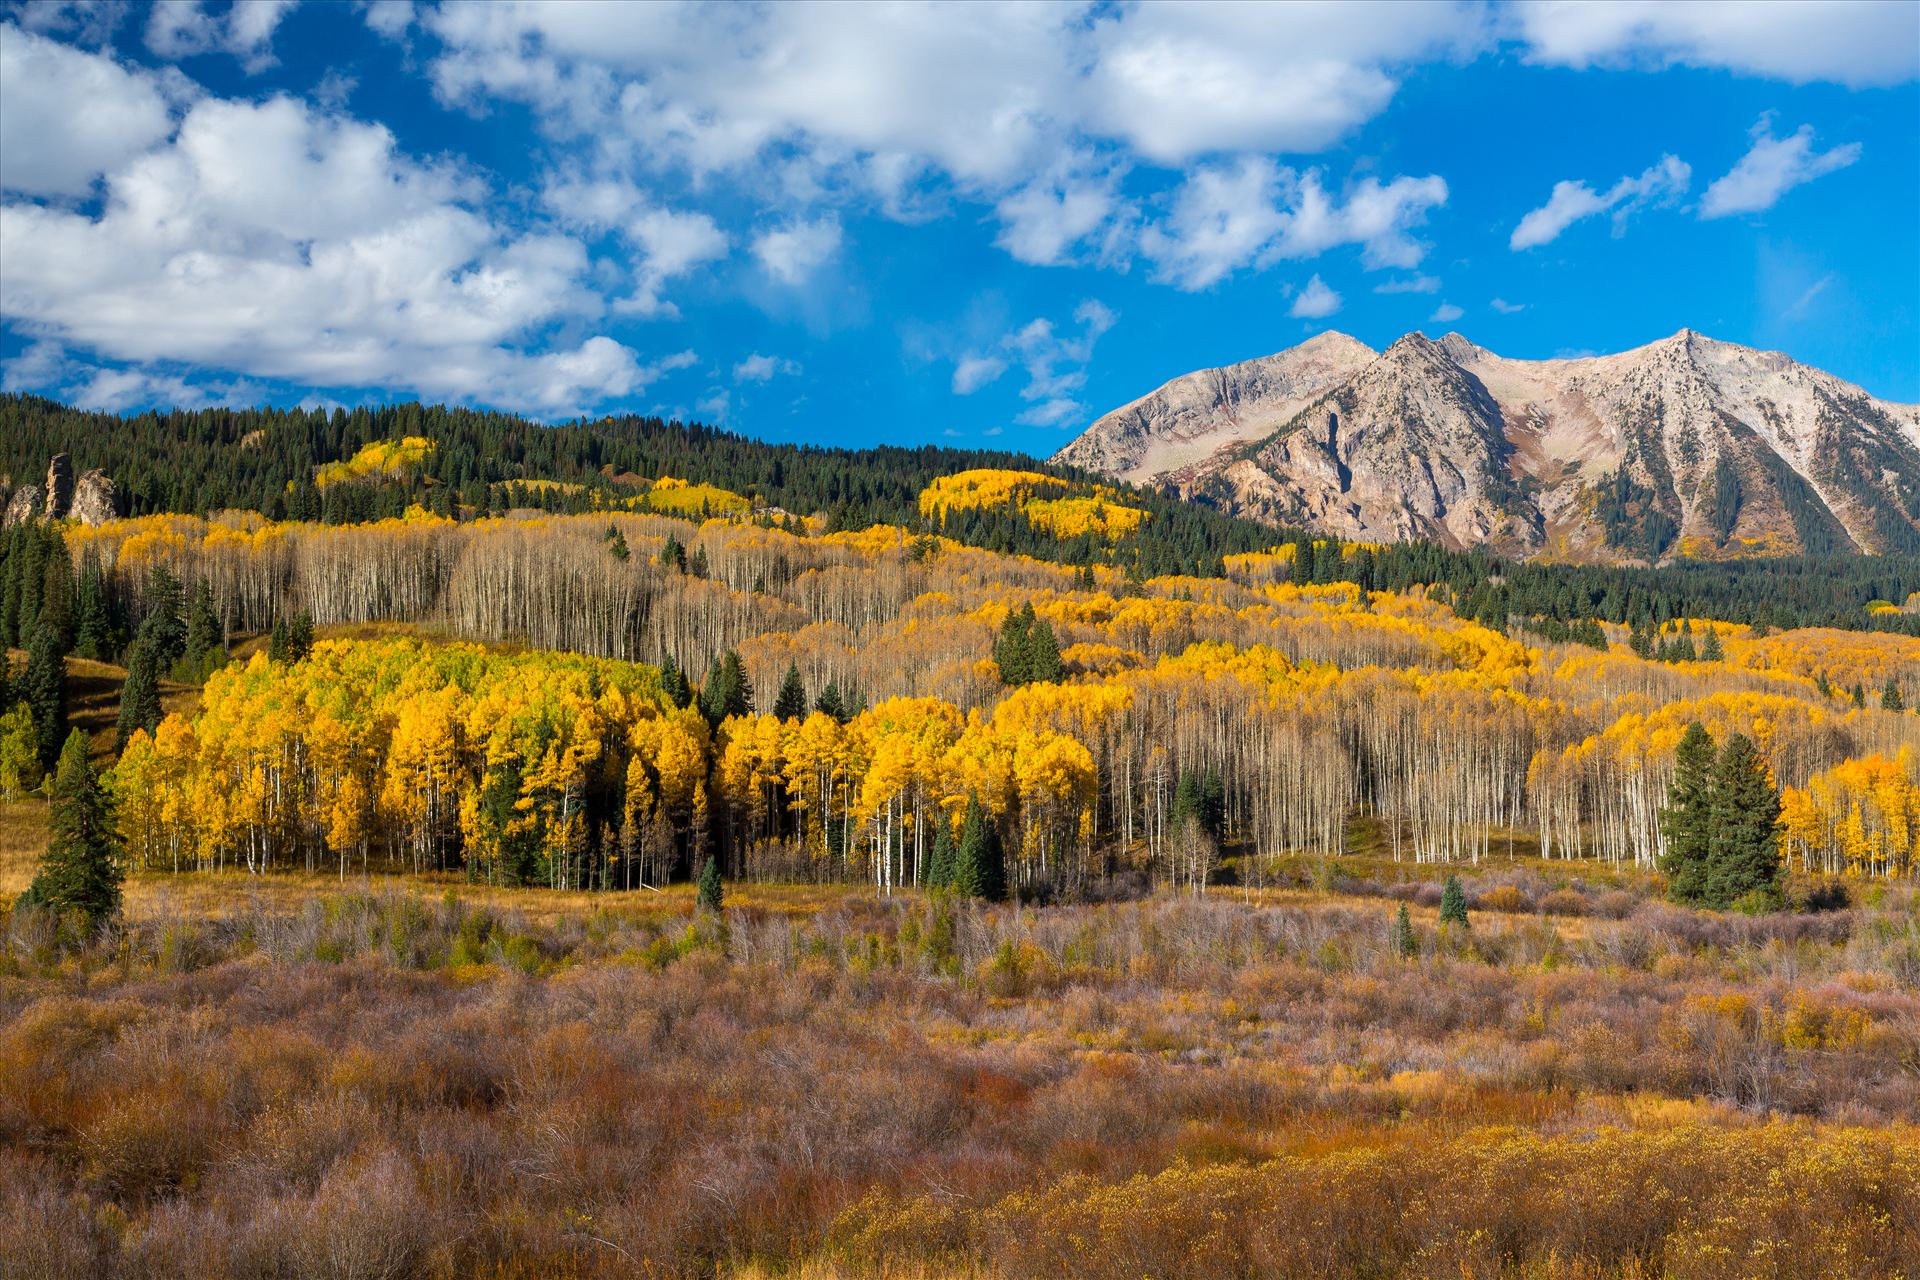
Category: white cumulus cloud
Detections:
[
  {"x1": 1513, "y1": 0, "x2": 1918, "y2": 87},
  {"x1": 0, "y1": 81, "x2": 689, "y2": 415},
  {"x1": 0, "y1": 23, "x2": 179, "y2": 197}
]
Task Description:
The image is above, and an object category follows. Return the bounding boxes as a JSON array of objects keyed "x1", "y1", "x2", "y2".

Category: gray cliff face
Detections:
[{"x1": 1057, "y1": 328, "x2": 1920, "y2": 561}]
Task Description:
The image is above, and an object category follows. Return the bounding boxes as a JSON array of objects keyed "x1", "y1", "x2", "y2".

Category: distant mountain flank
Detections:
[{"x1": 1056, "y1": 330, "x2": 1920, "y2": 562}]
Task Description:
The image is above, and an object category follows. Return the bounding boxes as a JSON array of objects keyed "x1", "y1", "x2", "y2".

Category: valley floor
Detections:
[{"x1": 2, "y1": 856, "x2": 1916, "y2": 1279}]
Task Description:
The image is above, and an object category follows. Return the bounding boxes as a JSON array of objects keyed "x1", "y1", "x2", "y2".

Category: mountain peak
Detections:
[{"x1": 1060, "y1": 327, "x2": 1920, "y2": 561}]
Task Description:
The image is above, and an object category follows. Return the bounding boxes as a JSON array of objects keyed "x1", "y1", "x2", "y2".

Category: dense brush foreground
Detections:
[{"x1": 2, "y1": 875, "x2": 1917, "y2": 1278}]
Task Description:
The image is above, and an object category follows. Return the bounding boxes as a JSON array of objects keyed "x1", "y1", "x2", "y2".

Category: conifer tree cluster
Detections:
[
  {"x1": 1658, "y1": 722, "x2": 1786, "y2": 911},
  {"x1": 993, "y1": 603, "x2": 1063, "y2": 686}
]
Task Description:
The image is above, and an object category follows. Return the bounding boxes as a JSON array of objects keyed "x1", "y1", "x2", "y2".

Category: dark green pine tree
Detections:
[
  {"x1": 267, "y1": 614, "x2": 292, "y2": 664},
  {"x1": 1703, "y1": 734, "x2": 1785, "y2": 911},
  {"x1": 181, "y1": 579, "x2": 223, "y2": 679},
  {"x1": 954, "y1": 792, "x2": 1005, "y2": 901},
  {"x1": 1658, "y1": 722, "x2": 1716, "y2": 905},
  {"x1": 814, "y1": 680, "x2": 846, "y2": 722},
  {"x1": 925, "y1": 819, "x2": 956, "y2": 890},
  {"x1": 772, "y1": 662, "x2": 808, "y2": 721},
  {"x1": 287, "y1": 610, "x2": 315, "y2": 663},
  {"x1": 24, "y1": 621, "x2": 66, "y2": 769},
  {"x1": 143, "y1": 566, "x2": 187, "y2": 669},
  {"x1": 1025, "y1": 615, "x2": 1062, "y2": 683},
  {"x1": 696, "y1": 854, "x2": 724, "y2": 913},
  {"x1": 1850, "y1": 683, "x2": 1865, "y2": 709},
  {"x1": 657, "y1": 531, "x2": 686, "y2": 572},
  {"x1": 116, "y1": 629, "x2": 165, "y2": 749},
  {"x1": 21, "y1": 729, "x2": 122, "y2": 932},
  {"x1": 699, "y1": 650, "x2": 753, "y2": 723},
  {"x1": 73, "y1": 553, "x2": 111, "y2": 662},
  {"x1": 1628, "y1": 614, "x2": 1655, "y2": 658},
  {"x1": 37, "y1": 539, "x2": 75, "y2": 653},
  {"x1": 1288, "y1": 534, "x2": 1314, "y2": 586},
  {"x1": 659, "y1": 654, "x2": 692, "y2": 708},
  {"x1": 1392, "y1": 903, "x2": 1418, "y2": 959},
  {"x1": 1882, "y1": 679, "x2": 1905, "y2": 712},
  {"x1": 1699, "y1": 627, "x2": 1724, "y2": 662},
  {"x1": 994, "y1": 605, "x2": 1035, "y2": 686},
  {"x1": 1439, "y1": 875, "x2": 1470, "y2": 928}
]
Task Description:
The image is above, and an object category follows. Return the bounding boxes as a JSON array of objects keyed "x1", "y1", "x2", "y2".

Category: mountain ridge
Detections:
[{"x1": 1057, "y1": 328, "x2": 1920, "y2": 562}]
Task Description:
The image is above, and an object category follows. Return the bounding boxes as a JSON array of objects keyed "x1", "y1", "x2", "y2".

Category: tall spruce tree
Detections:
[
  {"x1": 22, "y1": 729, "x2": 122, "y2": 932},
  {"x1": 1439, "y1": 875, "x2": 1470, "y2": 928},
  {"x1": 696, "y1": 854, "x2": 724, "y2": 913},
  {"x1": 772, "y1": 662, "x2": 808, "y2": 721},
  {"x1": 1392, "y1": 903, "x2": 1418, "y2": 959},
  {"x1": 181, "y1": 579, "x2": 223, "y2": 680},
  {"x1": 814, "y1": 679, "x2": 846, "y2": 722},
  {"x1": 659, "y1": 654, "x2": 692, "y2": 708},
  {"x1": 1026, "y1": 615, "x2": 1062, "y2": 683},
  {"x1": 73, "y1": 553, "x2": 110, "y2": 662},
  {"x1": 1882, "y1": 679, "x2": 1905, "y2": 712},
  {"x1": 24, "y1": 621, "x2": 65, "y2": 770},
  {"x1": 1658, "y1": 722, "x2": 1716, "y2": 905},
  {"x1": 994, "y1": 605, "x2": 1035, "y2": 685},
  {"x1": 115, "y1": 628, "x2": 164, "y2": 749},
  {"x1": 1704, "y1": 734, "x2": 1784, "y2": 911},
  {"x1": 699, "y1": 650, "x2": 752, "y2": 723},
  {"x1": 925, "y1": 819, "x2": 956, "y2": 890},
  {"x1": 954, "y1": 792, "x2": 1005, "y2": 901}
]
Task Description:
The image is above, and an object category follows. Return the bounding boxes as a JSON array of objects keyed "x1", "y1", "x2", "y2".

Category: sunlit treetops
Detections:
[
  {"x1": 1023, "y1": 495, "x2": 1149, "y2": 540},
  {"x1": 918, "y1": 469, "x2": 1149, "y2": 543},
  {"x1": 314, "y1": 436, "x2": 436, "y2": 489},
  {"x1": 918, "y1": 469, "x2": 1067, "y2": 522}
]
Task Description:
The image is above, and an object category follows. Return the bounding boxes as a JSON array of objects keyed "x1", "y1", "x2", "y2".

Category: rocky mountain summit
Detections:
[
  {"x1": 1057, "y1": 329, "x2": 1920, "y2": 561},
  {"x1": 2, "y1": 453, "x2": 120, "y2": 527}
]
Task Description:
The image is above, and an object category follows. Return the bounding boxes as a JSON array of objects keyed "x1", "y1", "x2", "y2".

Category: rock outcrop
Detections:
[
  {"x1": 69, "y1": 469, "x2": 120, "y2": 525},
  {"x1": 1, "y1": 455, "x2": 122, "y2": 526}
]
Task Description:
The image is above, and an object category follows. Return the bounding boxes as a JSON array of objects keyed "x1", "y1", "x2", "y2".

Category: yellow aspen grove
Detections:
[{"x1": 95, "y1": 494, "x2": 1920, "y2": 894}]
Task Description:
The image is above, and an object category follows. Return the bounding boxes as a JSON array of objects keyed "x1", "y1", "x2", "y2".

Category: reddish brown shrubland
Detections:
[{"x1": 1, "y1": 876, "x2": 1916, "y2": 1278}]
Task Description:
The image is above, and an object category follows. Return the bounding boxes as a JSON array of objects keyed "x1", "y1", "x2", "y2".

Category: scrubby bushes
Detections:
[{"x1": 1, "y1": 880, "x2": 1916, "y2": 1277}]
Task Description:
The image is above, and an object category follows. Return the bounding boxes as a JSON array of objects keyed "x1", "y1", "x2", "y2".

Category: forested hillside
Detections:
[{"x1": 5, "y1": 394, "x2": 1920, "y2": 634}]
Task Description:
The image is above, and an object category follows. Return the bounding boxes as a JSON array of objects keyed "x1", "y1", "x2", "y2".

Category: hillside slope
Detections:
[{"x1": 1058, "y1": 329, "x2": 1920, "y2": 561}]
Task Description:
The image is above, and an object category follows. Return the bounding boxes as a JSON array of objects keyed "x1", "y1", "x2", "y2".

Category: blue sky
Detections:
[{"x1": 1, "y1": 1, "x2": 1915, "y2": 454}]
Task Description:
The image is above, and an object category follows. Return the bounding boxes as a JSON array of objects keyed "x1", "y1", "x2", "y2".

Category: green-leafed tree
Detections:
[
  {"x1": 925, "y1": 819, "x2": 955, "y2": 890},
  {"x1": 1882, "y1": 679, "x2": 1905, "y2": 712},
  {"x1": 1026, "y1": 615, "x2": 1062, "y2": 684},
  {"x1": 74, "y1": 553, "x2": 111, "y2": 662},
  {"x1": 181, "y1": 578, "x2": 223, "y2": 680},
  {"x1": 954, "y1": 792, "x2": 1005, "y2": 902},
  {"x1": 1658, "y1": 722, "x2": 1716, "y2": 906},
  {"x1": 1392, "y1": 903, "x2": 1418, "y2": 959},
  {"x1": 696, "y1": 854, "x2": 724, "y2": 913},
  {"x1": 772, "y1": 662, "x2": 808, "y2": 721},
  {"x1": 1704, "y1": 733, "x2": 1785, "y2": 912},
  {"x1": 1439, "y1": 876, "x2": 1470, "y2": 928},
  {"x1": 116, "y1": 629, "x2": 164, "y2": 750},
  {"x1": 19, "y1": 729, "x2": 122, "y2": 932},
  {"x1": 994, "y1": 605, "x2": 1034, "y2": 686},
  {"x1": 699, "y1": 650, "x2": 752, "y2": 724},
  {"x1": 0, "y1": 701, "x2": 41, "y2": 801},
  {"x1": 24, "y1": 621, "x2": 65, "y2": 769},
  {"x1": 659, "y1": 654, "x2": 692, "y2": 708}
]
